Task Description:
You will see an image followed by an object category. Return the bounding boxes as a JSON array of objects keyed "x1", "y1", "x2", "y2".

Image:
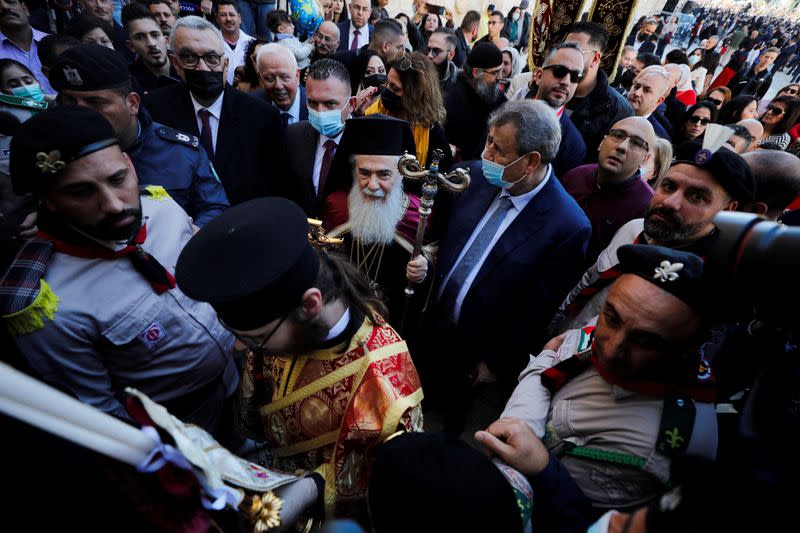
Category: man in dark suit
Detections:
[
  {"x1": 331, "y1": 18, "x2": 405, "y2": 93},
  {"x1": 252, "y1": 43, "x2": 308, "y2": 126},
  {"x1": 143, "y1": 16, "x2": 283, "y2": 205},
  {"x1": 517, "y1": 0, "x2": 532, "y2": 52},
  {"x1": 337, "y1": 0, "x2": 372, "y2": 51},
  {"x1": 454, "y1": 10, "x2": 481, "y2": 68},
  {"x1": 527, "y1": 42, "x2": 587, "y2": 177},
  {"x1": 281, "y1": 59, "x2": 355, "y2": 217},
  {"x1": 422, "y1": 100, "x2": 591, "y2": 436},
  {"x1": 626, "y1": 66, "x2": 672, "y2": 140}
]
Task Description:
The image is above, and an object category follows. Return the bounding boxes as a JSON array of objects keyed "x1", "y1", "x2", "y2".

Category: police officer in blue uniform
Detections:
[{"x1": 49, "y1": 44, "x2": 229, "y2": 227}]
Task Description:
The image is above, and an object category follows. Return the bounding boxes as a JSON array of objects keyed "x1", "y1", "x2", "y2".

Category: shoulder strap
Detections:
[
  {"x1": 154, "y1": 125, "x2": 200, "y2": 150},
  {"x1": 655, "y1": 393, "x2": 696, "y2": 459}
]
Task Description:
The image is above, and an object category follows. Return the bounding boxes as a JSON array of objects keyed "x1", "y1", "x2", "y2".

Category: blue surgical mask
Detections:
[
  {"x1": 307, "y1": 101, "x2": 348, "y2": 137},
  {"x1": 10, "y1": 83, "x2": 44, "y2": 102},
  {"x1": 481, "y1": 150, "x2": 529, "y2": 189}
]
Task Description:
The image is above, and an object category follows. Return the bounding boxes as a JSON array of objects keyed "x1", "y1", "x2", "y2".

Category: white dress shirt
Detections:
[
  {"x1": 191, "y1": 91, "x2": 225, "y2": 152},
  {"x1": 282, "y1": 90, "x2": 302, "y2": 125},
  {"x1": 224, "y1": 30, "x2": 254, "y2": 85},
  {"x1": 348, "y1": 23, "x2": 369, "y2": 50},
  {"x1": 439, "y1": 166, "x2": 552, "y2": 323},
  {"x1": 311, "y1": 129, "x2": 344, "y2": 194}
]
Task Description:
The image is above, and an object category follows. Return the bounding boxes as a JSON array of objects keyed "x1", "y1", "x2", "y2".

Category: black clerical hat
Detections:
[
  {"x1": 175, "y1": 198, "x2": 320, "y2": 331},
  {"x1": 672, "y1": 141, "x2": 757, "y2": 203}
]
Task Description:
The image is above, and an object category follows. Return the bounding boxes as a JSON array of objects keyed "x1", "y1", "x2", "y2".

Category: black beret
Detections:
[
  {"x1": 467, "y1": 42, "x2": 504, "y2": 69},
  {"x1": 368, "y1": 433, "x2": 523, "y2": 533},
  {"x1": 175, "y1": 198, "x2": 321, "y2": 331},
  {"x1": 50, "y1": 43, "x2": 131, "y2": 92},
  {"x1": 617, "y1": 244, "x2": 706, "y2": 313},
  {"x1": 9, "y1": 105, "x2": 118, "y2": 195},
  {"x1": 672, "y1": 141, "x2": 757, "y2": 202},
  {"x1": 338, "y1": 115, "x2": 414, "y2": 156}
]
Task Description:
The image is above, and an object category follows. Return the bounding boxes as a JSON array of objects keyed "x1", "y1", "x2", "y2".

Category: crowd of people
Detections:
[{"x1": 1, "y1": 0, "x2": 799, "y2": 531}]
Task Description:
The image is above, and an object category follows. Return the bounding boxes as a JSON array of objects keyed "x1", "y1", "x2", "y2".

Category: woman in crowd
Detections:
[
  {"x1": 419, "y1": 13, "x2": 441, "y2": 46},
  {"x1": 0, "y1": 59, "x2": 48, "y2": 103},
  {"x1": 706, "y1": 86, "x2": 731, "y2": 111},
  {"x1": 758, "y1": 95, "x2": 800, "y2": 150},
  {"x1": 233, "y1": 39, "x2": 269, "y2": 93},
  {"x1": 671, "y1": 101, "x2": 718, "y2": 146},
  {"x1": 331, "y1": 0, "x2": 347, "y2": 23},
  {"x1": 717, "y1": 94, "x2": 758, "y2": 124},
  {"x1": 353, "y1": 50, "x2": 387, "y2": 114},
  {"x1": 757, "y1": 83, "x2": 800, "y2": 115},
  {"x1": 499, "y1": 46, "x2": 522, "y2": 95},
  {"x1": 642, "y1": 137, "x2": 672, "y2": 188},
  {"x1": 65, "y1": 14, "x2": 114, "y2": 49},
  {"x1": 675, "y1": 64, "x2": 697, "y2": 106},
  {"x1": 688, "y1": 47, "x2": 707, "y2": 94}
]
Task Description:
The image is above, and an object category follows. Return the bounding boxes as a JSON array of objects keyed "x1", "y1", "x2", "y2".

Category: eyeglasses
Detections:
[
  {"x1": 479, "y1": 67, "x2": 504, "y2": 78},
  {"x1": 766, "y1": 105, "x2": 786, "y2": 116},
  {"x1": 427, "y1": 46, "x2": 452, "y2": 58},
  {"x1": 542, "y1": 64, "x2": 584, "y2": 83},
  {"x1": 175, "y1": 51, "x2": 222, "y2": 68},
  {"x1": 313, "y1": 34, "x2": 337, "y2": 45},
  {"x1": 605, "y1": 129, "x2": 649, "y2": 152},
  {"x1": 688, "y1": 116, "x2": 711, "y2": 125},
  {"x1": 707, "y1": 98, "x2": 722, "y2": 106},
  {"x1": 220, "y1": 313, "x2": 287, "y2": 352}
]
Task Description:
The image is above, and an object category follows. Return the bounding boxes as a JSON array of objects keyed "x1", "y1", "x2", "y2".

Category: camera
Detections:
[{"x1": 426, "y1": 4, "x2": 445, "y2": 16}]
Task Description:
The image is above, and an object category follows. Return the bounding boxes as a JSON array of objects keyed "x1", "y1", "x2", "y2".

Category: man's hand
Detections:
[
  {"x1": 474, "y1": 417, "x2": 550, "y2": 477},
  {"x1": 543, "y1": 332, "x2": 568, "y2": 352},
  {"x1": 469, "y1": 360, "x2": 496, "y2": 386},
  {"x1": 406, "y1": 255, "x2": 428, "y2": 283},
  {"x1": 273, "y1": 478, "x2": 319, "y2": 532},
  {"x1": 200, "y1": 0, "x2": 213, "y2": 15},
  {"x1": 17, "y1": 211, "x2": 37, "y2": 239}
]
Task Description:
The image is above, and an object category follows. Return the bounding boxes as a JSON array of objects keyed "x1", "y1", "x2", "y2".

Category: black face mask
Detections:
[
  {"x1": 362, "y1": 73, "x2": 388, "y2": 91},
  {"x1": 380, "y1": 87, "x2": 402, "y2": 113},
  {"x1": 184, "y1": 69, "x2": 225, "y2": 100}
]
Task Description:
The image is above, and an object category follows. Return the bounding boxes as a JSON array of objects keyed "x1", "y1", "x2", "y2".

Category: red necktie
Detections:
[
  {"x1": 350, "y1": 28, "x2": 360, "y2": 51},
  {"x1": 198, "y1": 108, "x2": 214, "y2": 159},
  {"x1": 318, "y1": 139, "x2": 337, "y2": 196}
]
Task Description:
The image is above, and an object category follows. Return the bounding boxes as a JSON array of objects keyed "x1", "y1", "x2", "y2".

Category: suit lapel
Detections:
[
  {"x1": 175, "y1": 84, "x2": 200, "y2": 136},
  {"x1": 301, "y1": 125, "x2": 319, "y2": 201},
  {"x1": 213, "y1": 86, "x2": 238, "y2": 165},
  {"x1": 471, "y1": 176, "x2": 557, "y2": 288},
  {"x1": 438, "y1": 171, "x2": 498, "y2": 278},
  {"x1": 299, "y1": 87, "x2": 308, "y2": 121}
]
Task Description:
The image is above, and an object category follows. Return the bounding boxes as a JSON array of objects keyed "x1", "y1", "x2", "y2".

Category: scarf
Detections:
[{"x1": 365, "y1": 99, "x2": 431, "y2": 166}]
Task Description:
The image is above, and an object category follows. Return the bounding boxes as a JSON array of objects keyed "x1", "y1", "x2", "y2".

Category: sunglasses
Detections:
[
  {"x1": 427, "y1": 46, "x2": 452, "y2": 58},
  {"x1": 707, "y1": 98, "x2": 722, "y2": 106},
  {"x1": 688, "y1": 116, "x2": 711, "y2": 125},
  {"x1": 766, "y1": 105, "x2": 786, "y2": 116},
  {"x1": 542, "y1": 64, "x2": 584, "y2": 83}
]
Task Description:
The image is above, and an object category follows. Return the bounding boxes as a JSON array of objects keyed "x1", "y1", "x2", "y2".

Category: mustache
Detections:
[
  {"x1": 361, "y1": 187, "x2": 385, "y2": 198},
  {"x1": 99, "y1": 208, "x2": 141, "y2": 229},
  {"x1": 645, "y1": 206, "x2": 682, "y2": 227}
]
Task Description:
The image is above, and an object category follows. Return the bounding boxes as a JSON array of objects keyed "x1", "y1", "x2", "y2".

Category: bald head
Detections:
[
  {"x1": 627, "y1": 66, "x2": 670, "y2": 117},
  {"x1": 741, "y1": 150, "x2": 800, "y2": 219},
  {"x1": 314, "y1": 20, "x2": 340, "y2": 56},
  {"x1": 597, "y1": 116, "x2": 655, "y2": 182},
  {"x1": 738, "y1": 119, "x2": 763, "y2": 152}
]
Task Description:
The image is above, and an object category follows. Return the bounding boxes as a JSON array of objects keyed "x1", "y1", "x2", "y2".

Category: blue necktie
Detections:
[
  {"x1": 439, "y1": 196, "x2": 514, "y2": 321},
  {"x1": 281, "y1": 112, "x2": 292, "y2": 127}
]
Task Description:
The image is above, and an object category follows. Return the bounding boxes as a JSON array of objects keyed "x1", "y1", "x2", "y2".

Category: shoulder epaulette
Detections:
[
  {"x1": 155, "y1": 125, "x2": 200, "y2": 149},
  {"x1": 141, "y1": 185, "x2": 171, "y2": 201},
  {"x1": 0, "y1": 94, "x2": 48, "y2": 112}
]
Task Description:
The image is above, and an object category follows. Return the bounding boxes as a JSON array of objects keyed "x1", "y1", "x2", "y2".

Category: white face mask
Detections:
[
  {"x1": 689, "y1": 55, "x2": 701, "y2": 66},
  {"x1": 512, "y1": 13, "x2": 520, "y2": 21}
]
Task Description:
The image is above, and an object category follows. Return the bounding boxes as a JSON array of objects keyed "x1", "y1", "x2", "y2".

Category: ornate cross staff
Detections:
[{"x1": 397, "y1": 148, "x2": 470, "y2": 330}]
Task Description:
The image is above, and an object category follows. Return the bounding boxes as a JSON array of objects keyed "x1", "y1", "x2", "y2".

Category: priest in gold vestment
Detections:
[{"x1": 175, "y1": 197, "x2": 424, "y2": 524}]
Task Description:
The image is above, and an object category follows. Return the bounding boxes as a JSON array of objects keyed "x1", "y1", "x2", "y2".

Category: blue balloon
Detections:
[{"x1": 291, "y1": 0, "x2": 323, "y2": 35}]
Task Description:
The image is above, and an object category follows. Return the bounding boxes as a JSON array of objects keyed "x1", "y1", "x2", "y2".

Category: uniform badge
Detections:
[
  {"x1": 35, "y1": 150, "x2": 66, "y2": 174},
  {"x1": 694, "y1": 149, "x2": 712, "y2": 165},
  {"x1": 63, "y1": 65, "x2": 83, "y2": 86},
  {"x1": 653, "y1": 260, "x2": 683, "y2": 282},
  {"x1": 139, "y1": 321, "x2": 167, "y2": 348},
  {"x1": 176, "y1": 132, "x2": 191, "y2": 143}
]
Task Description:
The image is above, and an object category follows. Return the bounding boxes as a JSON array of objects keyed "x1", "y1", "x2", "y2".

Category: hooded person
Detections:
[
  {"x1": 322, "y1": 115, "x2": 436, "y2": 327},
  {"x1": 175, "y1": 196, "x2": 424, "y2": 522}
]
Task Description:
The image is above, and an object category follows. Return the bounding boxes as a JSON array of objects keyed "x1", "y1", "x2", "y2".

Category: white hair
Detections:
[
  {"x1": 256, "y1": 42, "x2": 298, "y2": 72},
  {"x1": 169, "y1": 15, "x2": 225, "y2": 52},
  {"x1": 347, "y1": 171, "x2": 404, "y2": 245}
]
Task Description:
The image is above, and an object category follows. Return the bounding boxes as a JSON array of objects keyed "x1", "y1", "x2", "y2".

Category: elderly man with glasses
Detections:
[{"x1": 144, "y1": 16, "x2": 284, "y2": 205}]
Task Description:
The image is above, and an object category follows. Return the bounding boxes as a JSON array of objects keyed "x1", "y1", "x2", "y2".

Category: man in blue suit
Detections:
[
  {"x1": 253, "y1": 43, "x2": 308, "y2": 126},
  {"x1": 337, "y1": 0, "x2": 372, "y2": 51},
  {"x1": 626, "y1": 66, "x2": 672, "y2": 141},
  {"x1": 421, "y1": 99, "x2": 591, "y2": 436}
]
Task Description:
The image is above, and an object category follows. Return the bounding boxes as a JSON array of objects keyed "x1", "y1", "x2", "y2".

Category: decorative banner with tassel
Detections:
[
  {"x1": 527, "y1": 0, "x2": 586, "y2": 71},
  {"x1": 588, "y1": 0, "x2": 642, "y2": 81}
]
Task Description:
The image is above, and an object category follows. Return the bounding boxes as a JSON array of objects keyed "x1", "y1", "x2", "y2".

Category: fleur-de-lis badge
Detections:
[
  {"x1": 653, "y1": 260, "x2": 683, "y2": 282},
  {"x1": 665, "y1": 427, "x2": 684, "y2": 449},
  {"x1": 35, "y1": 150, "x2": 66, "y2": 174}
]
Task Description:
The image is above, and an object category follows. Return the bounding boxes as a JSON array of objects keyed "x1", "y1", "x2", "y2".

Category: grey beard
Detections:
[
  {"x1": 474, "y1": 77, "x2": 502, "y2": 104},
  {"x1": 347, "y1": 180, "x2": 405, "y2": 245}
]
